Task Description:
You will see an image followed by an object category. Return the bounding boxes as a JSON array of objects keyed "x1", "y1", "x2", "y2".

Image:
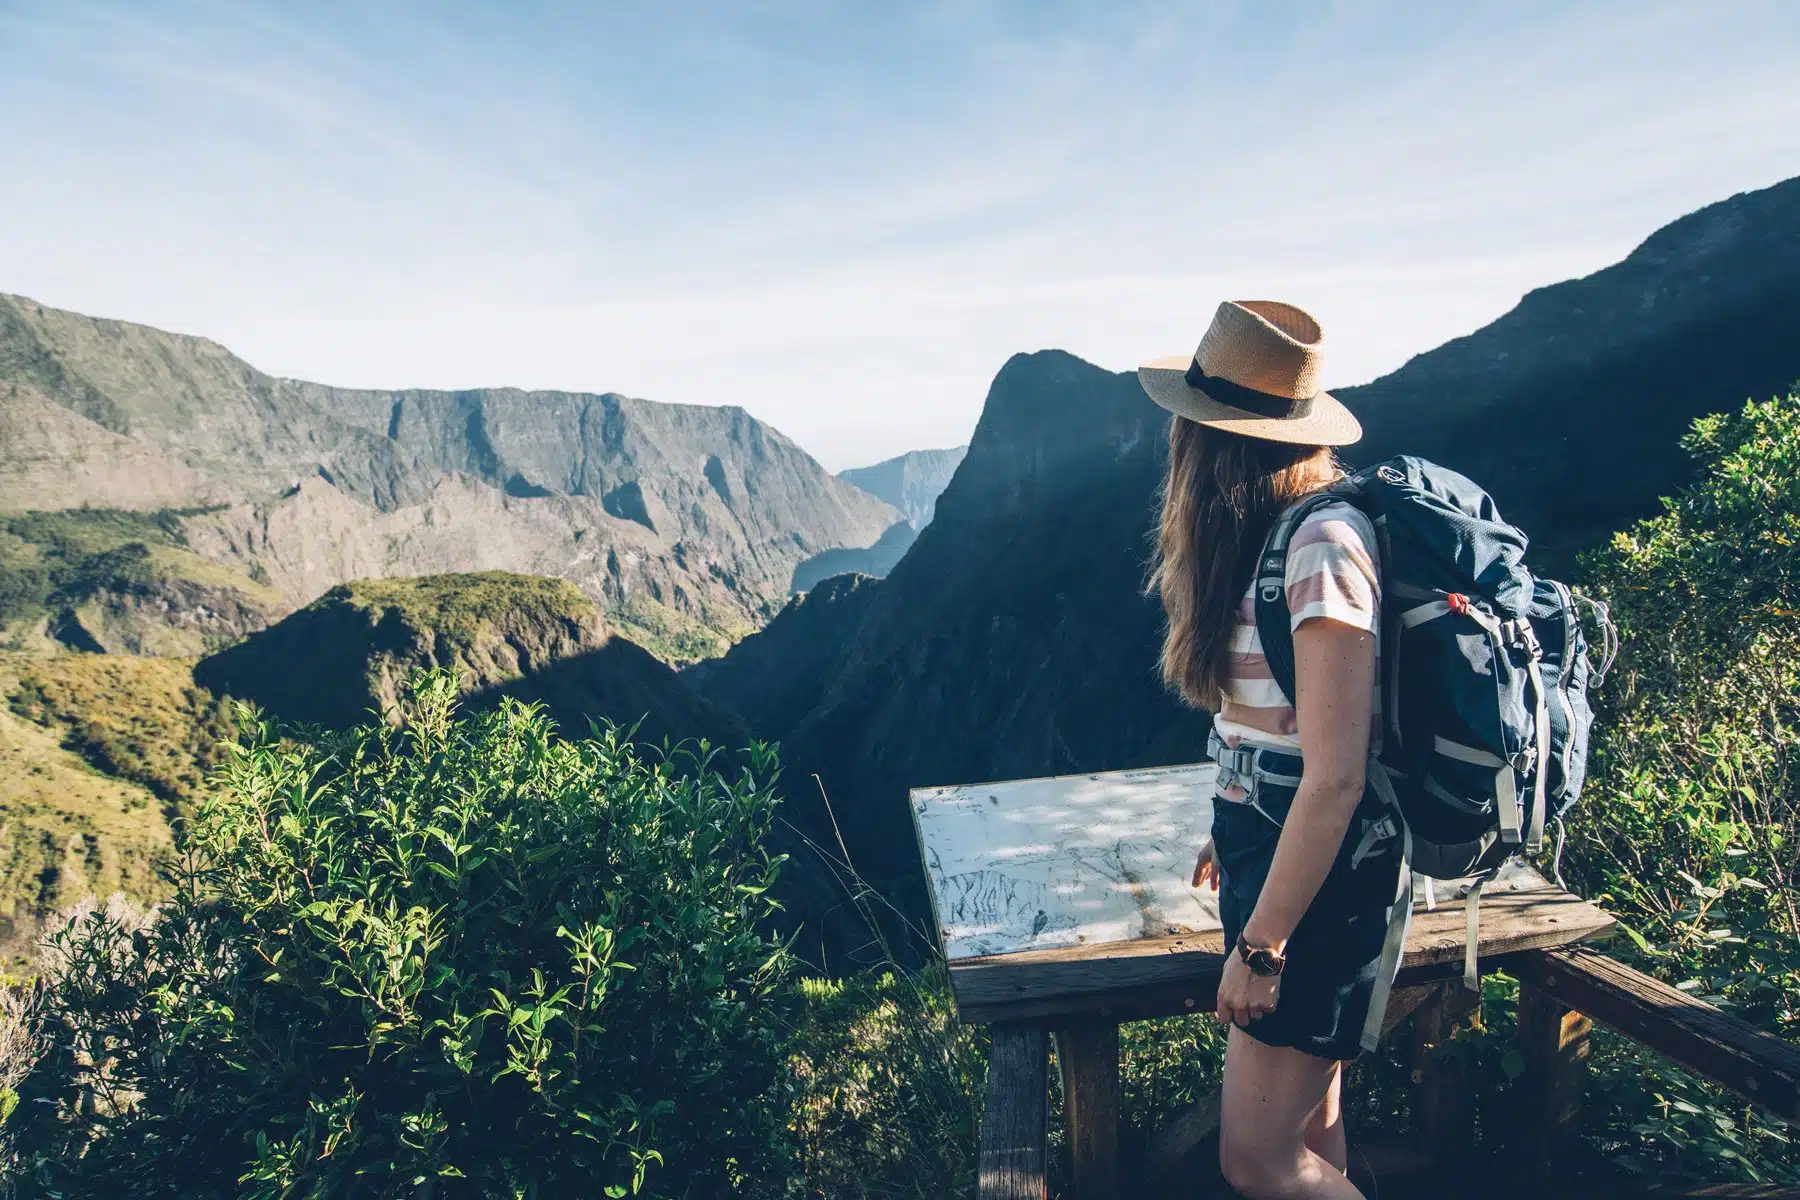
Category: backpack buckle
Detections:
[
  {"x1": 1350, "y1": 814, "x2": 1400, "y2": 868},
  {"x1": 1501, "y1": 618, "x2": 1541, "y2": 656},
  {"x1": 1208, "y1": 731, "x2": 1262, "y2": 801}
]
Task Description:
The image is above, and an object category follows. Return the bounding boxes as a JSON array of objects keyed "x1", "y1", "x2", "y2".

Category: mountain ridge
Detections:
[{"x1": 0, "y1": 292, "x2": 902, "y2": 658}]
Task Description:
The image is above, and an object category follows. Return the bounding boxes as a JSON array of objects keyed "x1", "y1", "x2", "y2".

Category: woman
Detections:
[{"x1": 1140, "y1": 300, "x2": 1400, "y2": 1199}]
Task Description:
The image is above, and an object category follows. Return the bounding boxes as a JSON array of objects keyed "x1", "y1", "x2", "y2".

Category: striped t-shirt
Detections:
[{"x1": 1215, "y1": 501, "x2": 1383, "y2": 753}]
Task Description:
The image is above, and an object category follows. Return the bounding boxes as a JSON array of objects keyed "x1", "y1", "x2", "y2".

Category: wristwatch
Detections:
[{"x1": 1236, "y1": 934, "x2": 1286, "y2": 977}]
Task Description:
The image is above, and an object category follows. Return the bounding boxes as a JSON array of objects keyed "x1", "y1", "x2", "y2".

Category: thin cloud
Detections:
[{"x1": 1, "y1": 0, "x2": 1796, "y2": 469}]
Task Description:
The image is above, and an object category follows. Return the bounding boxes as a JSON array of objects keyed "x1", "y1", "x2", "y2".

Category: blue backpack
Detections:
[{"x1": 1253, "y1": 456, "x2": 1617, "y2": 1048}]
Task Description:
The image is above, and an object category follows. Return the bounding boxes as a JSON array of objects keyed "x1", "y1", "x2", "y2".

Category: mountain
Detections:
[
  {"x1": 837, "y1": 446, "x2": 969, "y2": 529},
  {"x1": 698, "y1": 175, "x2": 1800, "y2": 958},
  {"x1": 686, "y1": 570, "x2": 882, "y2": 737},
  {"x1": 193, "y1": 571, "x2": 747, "y2": 751},
  {"x1": 0, "y1": 293, "x2": 903, "y2": 659}
]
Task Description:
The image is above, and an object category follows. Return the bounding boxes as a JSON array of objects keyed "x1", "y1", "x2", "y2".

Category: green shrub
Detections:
[
  {"x1": 12, "y1": 670, "x2": 797, "y2": 1198},
  {"x1": 1560, "y1": 393, "x2": 1800, "y2": 1185}
]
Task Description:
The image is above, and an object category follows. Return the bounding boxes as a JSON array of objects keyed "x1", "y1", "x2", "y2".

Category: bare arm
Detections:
[{"x1": 1240, "y1": 617, "x2": 1375, "y2": 953}]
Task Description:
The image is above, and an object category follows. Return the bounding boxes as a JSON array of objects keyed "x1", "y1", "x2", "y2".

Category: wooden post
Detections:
[
  {"x1": 1053, "y1": 1021, "x2": 1120, "y2": 1200},
  {"x1": 1411, "y1": 980, "x2": 1483, "y2": 1160},
  {"x1": 1514, "y1": 978, "x2": 1591, "y2": 1173},
  {"x1": 980, "y1": 1023, "x2": 1049, "y2": 1200}
]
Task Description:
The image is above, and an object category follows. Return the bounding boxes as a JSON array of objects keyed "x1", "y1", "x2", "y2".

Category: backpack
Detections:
[{"x1": 1252, "y1": 456, "x2": 1618, "y2": 1051}]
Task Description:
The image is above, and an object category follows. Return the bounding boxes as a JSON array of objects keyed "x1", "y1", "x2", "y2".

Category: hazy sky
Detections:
[{"x1": 3, "y1": 2, "x2": 1797, "y2": 470}]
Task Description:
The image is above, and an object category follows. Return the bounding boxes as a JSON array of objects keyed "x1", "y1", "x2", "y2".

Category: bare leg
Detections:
[
  {"x1": 1304, "y1": 1061, "x2": 1347, "y2": 1173},
  {"x1": 1218, "y1": 1027, "x2": 1364, "y2": 1199}
]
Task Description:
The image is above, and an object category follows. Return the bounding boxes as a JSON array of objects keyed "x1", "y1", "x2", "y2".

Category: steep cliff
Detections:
[
  {"x1": 0, "y1": 294, "x2": 901, "y2": 658},
  {"x1": 838, "y1": 446, "x2": 969, "y2": 529},
  {"x1": 0, "y1": 509, "x2": 283, "y2": 655}
]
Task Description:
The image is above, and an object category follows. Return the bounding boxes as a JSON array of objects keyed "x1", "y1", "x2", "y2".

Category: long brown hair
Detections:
[{"x1": 1151, "y1": 417, "x2": 1340, "y2": 709}]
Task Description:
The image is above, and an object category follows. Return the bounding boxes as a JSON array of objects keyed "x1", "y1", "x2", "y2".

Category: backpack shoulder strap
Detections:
[{"x1": 1252, "y1": 479, "x2": 1372, "y2": 708}]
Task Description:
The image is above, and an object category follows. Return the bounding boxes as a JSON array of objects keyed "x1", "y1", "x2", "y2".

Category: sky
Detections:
[{"x1": 2, "y1": 2, "x2": 1798, "y2": 471}]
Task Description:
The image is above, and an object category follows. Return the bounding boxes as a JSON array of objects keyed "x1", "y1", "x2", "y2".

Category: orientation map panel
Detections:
[
  {"x1": 910, "y1": 762, "x2": 1222, "y2": 961},
  {"x1": 911, "y1": 760, "x2": 1554, "y2": 963}
]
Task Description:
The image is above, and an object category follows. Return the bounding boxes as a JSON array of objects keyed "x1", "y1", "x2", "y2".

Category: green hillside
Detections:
[
  {"x1": 0, "y1": 652, "x2": 229, "y2": 970},
  {"x1": 0, "y1": 507, "x2": 283, "y2": 655}
]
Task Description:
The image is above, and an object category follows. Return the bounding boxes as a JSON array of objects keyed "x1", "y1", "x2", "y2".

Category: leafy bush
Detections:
[
  {"x1": 11, "y1": 670, "x2": 797, "y2": 1198},
  {"x1": 1560, "y1": 392, "x2": 1800, "y2": 1184}
]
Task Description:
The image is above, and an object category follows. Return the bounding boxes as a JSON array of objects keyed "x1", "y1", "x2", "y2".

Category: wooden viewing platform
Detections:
[{"x1": 911, "y1": 762, "x2": 1800, "y2": 1199}]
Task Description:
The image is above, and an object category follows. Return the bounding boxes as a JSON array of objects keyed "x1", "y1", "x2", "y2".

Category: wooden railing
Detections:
[
  {"x1": 1127, "y1": 947, "x2": 1800, "y2": 1198},
  {"x1": 976, "y1": 942, "x2": 1800, "y2": 1198}
]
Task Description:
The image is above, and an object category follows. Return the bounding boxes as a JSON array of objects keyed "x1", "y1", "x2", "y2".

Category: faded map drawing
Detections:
[{"x1": 912, "y1": 763, "x2": 1223, "y2": 960}]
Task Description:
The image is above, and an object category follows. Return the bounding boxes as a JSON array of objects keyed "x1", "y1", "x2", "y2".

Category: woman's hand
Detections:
[
  {"x1": 1215, "y1": 947, "x2": 1280, "y2": 1028},
  {"x1": 1191, "y1": 837, "x2": 1219, "y2": 890}
]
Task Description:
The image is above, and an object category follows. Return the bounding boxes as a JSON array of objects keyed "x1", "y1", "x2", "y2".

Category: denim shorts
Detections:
[{"x1": 1212, "y1": 765, "x2": 1405, "y2": 1061}]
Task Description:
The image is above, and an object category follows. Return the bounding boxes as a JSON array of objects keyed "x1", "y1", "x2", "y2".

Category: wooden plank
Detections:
[
  {"x1": 979, "y1": 1023, "x2": 1049, "y2": 1200},
  {"x1": 1343, "y1": 1135, "x2": 1439, "y2": 1197},
  {"x1": 1053, "y1": 1021, "x2": 1120, "y2": 1200},
  {"x1": 1514, "y1": 979, "x2": 1591, "y2": 1175},
  {"x1": 913, "y1": 763, "x2": 1220, "y2": 960},
  {"x1": 1411, "y1": 981, "x2": 1483, "y2": 1159},
  {"x1": 951, "y1": 882, "x2": 1613, "y2": 1025},
  {"x1": 1510, "y1": 945, "x2": 1800, "y2": 1122}
]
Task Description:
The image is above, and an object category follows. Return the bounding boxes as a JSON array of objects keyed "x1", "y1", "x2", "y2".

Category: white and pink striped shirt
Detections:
[{"x1": 1214, "y1": 501, "x2": 1382, "y2": 753}]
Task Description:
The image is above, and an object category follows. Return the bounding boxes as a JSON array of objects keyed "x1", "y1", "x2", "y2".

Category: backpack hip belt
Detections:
[{"x1": 1206, "y1": 728, "x2": 1304, "y2": 823}]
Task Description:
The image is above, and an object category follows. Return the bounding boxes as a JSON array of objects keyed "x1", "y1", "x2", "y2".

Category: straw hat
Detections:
[{"x1": 1138, "y1": 300, "x2": 1361, "y2": 446}]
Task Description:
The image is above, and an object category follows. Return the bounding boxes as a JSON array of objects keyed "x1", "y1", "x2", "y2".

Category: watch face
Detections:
[{"x1": 1240, "y1": 940, "x2": 1284, "y2": 976}]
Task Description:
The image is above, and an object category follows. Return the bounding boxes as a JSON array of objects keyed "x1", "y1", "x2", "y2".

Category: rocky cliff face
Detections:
[
  {"x1": 699, "y1": 175, "x2": 1800, "y2": 959},
  {"x1": 838, "y1": 446, "x2": 968, "y2": 529},
  {"x1": 0, "y1": 295, "x2": 901, "y2": 658}
]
